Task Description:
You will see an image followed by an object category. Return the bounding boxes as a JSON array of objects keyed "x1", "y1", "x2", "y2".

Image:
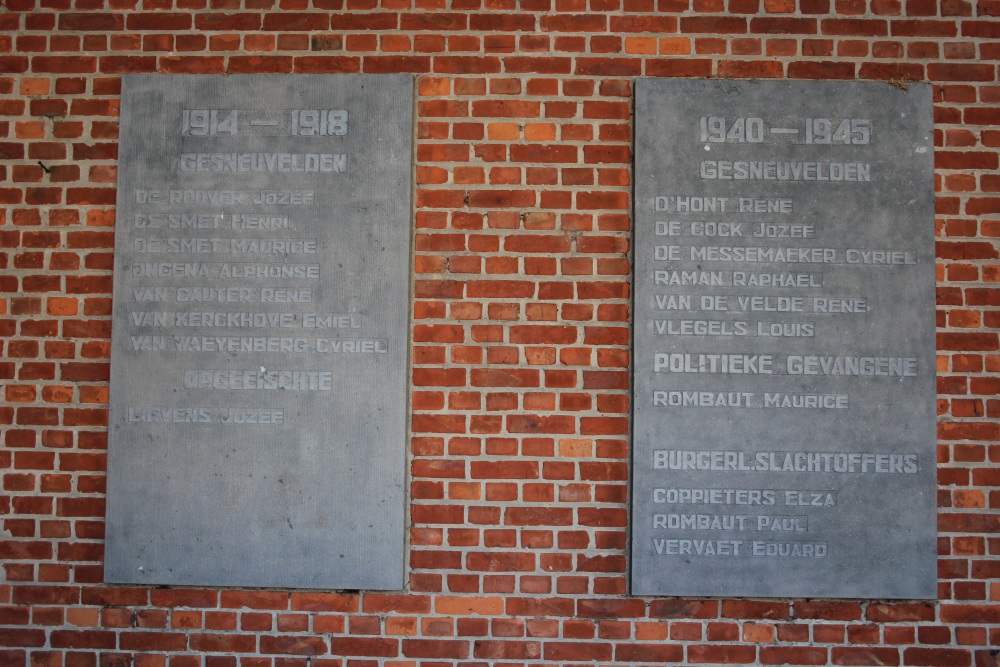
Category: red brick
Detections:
[
  {"x1": 227, "y1": 56, "x2": 293, "y2": 73},
  {"x1": 616, "y1": 643, "x2": 683, "y2": 662},
  {"x1": 474, "y1": 640, "x2": 542, "y2": 659},
  {"x1": 125, "y1": 13, "x2": 192, "y2": 30},
  {"x1": 544, "y1": 641, "x2": 613, "y2": 661},
  {"x1": 221, "y1": 590, "x2": 288, "y2": 610},
  {"x1": 681, "y1": 16, "x2": 748, "y2": 32},
  {"x1": 506, "y1": 414, "x2": 575, "y2": 434},
  {"x1": 0, "y1": 628, "x2": 45, "y2": 647},
  {"x1": 505, "y1": 57, "x2": 572, "y2": 74},
  {"x1": 761, "y1": 646, "x2": 829, "y2": 664},
  {"x1": 32, "y1": 56, "x2": 98, "y2": 73},
  {"x1": 401, "y1": 638, "x2": 470, "y2": 659},
  {"x1": 260, "y1": 635, "x2": 327, "y2": 655},
  {"x1": 832, "y1": 646, "x2": 901, "y2": 665},
  {"x1": 689, "y1": 644, "x2": 758, "y2": 663},
  {"x1": 118, "y1": 632, "x2": 187, "y2": 651},
  {"x1": 289, "y1": 592, "x2": 358, "y2": 613},
  {"x1": 788, "y1": 61, "x2": 856, "y2": 78},
  {"x1": 902, "y1": 647, "x2": 972, "y2": 666},
  {"x1": 58, "y1": 13, "x2": 124, "y2": 30},
  {"x1": 190, "y1": 633, "x2": 256, "y2": 652},
  {"x1": 540, "y1": 14, "x2": 608, "y2": 32},
  {"x1": 364, "y1": 56, "x2": 432, "y2": 73},
  {"x1": 928, "y1": 63, "x2": 995, "y2": 81},
  {"x1": 328, "y1": 637, "x2": 399, "y2": 657},
  {"x1": 363, "y1": 593, "x2": 431, "y2": 614},
  {"x1": 150, "y1": 589, "x2": 218, "y2": 608},
  {"x1": 821, "y1": 18, "x2": 889, "y2": 35},
  {"x1": 48, "y1": 630, "x2": 115, "y2": 649},
  {"x1": 195, "y1": 13, "x2": 262, "y2": 30},
  {"x1": 939, "y1": 603, "x2": 1000, "y2": 623}
]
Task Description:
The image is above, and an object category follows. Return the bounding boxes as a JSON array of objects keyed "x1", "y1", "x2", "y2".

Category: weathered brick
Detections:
[{"x1": 0, "y1": 4, "x2": 997, "y2": 662}]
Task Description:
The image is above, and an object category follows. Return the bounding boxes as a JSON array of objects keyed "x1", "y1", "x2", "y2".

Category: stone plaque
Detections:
[
  {"x1": 631, "y1": 80, "x2": 936, "y2": 598},
  {"x1": 106, "y1": 75, "x2": 412, "y2": 590}
]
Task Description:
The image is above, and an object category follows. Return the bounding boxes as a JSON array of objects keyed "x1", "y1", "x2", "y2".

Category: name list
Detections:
[
  {"x1": 631, "y1": 80, "x2": 937, "y2": 599},
  {"x1": 106, "y1": 74, "x2": 412, "y2": 591}
]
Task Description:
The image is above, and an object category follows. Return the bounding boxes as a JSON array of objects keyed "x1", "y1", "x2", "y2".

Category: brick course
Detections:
[{"x1": 1, "y1": 0, "x2": 999, "y2": 664}]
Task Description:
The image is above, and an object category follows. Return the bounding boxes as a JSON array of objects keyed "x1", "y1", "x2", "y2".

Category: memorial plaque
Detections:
[
  {"x1": 631, "y1": 80, "x2": 936, "y2": 598},
  {"x1": 106, "y1": 75, "x2": 412, "y2": 590}
]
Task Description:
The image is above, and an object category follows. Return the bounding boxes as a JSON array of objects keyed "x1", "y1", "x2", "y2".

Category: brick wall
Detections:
[{"x1": 1, "y1": 1, "x2": 999, "y2": 664}]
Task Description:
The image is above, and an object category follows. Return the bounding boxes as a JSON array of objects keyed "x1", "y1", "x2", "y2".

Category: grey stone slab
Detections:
[
  {"x1": 106, "y1": 74, "x2": 413, "y2": 590},
  {"x1": 631, "y1": 79, "x2": 936, "y2": 599}
]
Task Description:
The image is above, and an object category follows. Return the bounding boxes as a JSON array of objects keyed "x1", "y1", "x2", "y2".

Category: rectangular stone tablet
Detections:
[
  {"x1": 106, "y1": 74, "x2": 412, "y2": 590},
  {"x1": 631, "y1": 79, "x2": 937, "y2": 599}
]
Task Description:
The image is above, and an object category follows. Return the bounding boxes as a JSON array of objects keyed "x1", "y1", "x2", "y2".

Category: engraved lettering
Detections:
[
  {"x1": 178, "y1": 153, "x2": 347, "y2": 173},
  {"x1": 652, "y1": 488, "x2": 777, "y2": 506},
  {"x1": 218, "y1": 264, "x2": 320, "y2": 279},
  {"x1": 131, "y1": 263, "x2": 210, "y2": 278},
  {"x1": 167, "y1": 190, "x2": 248, "y2": 205},
  {"x1": 654, "y1": 196, "x2": 728, "y2": 212},
  {"x1": 653, "y1": 270, "x2": 724, "y2": 286},
  {"x1": 134, "y1": 213, "x2": 223, "y2": 229},
  {"x1": 813, "y1": 297, "x2": 868, "y2": 313},
  {"x1": 231, "y1": 214, "x2": 289, "y2": 229},
  {"x1": 633, "y1": 80, "x2": 935, "y2": 598},
  {"x1": 654, "y1": 295, "x2": 692, "y2": 310},
  {"x1": 221, "y1": 409, "x2": 284, "y2": 424},
  {"x1": 785, "y1": 491, "x2": 836, "y2": 506},
  {"x1": 251, "y1": 190, "x2": 315, "y2": 205},
  {"x1": 128, "y1": 407, "x2": 213, "y2": 423},
  {"x1": 765, "y1": 393, "x2": 848, "y2": 409},
  {"x1": 653, "y1": 513, "x2": 750, "y2": 531},
  {"x1": 132, "y1": 287, "x2": 171, "y2": 302},
  {"x1": 302, "y1": 314, "x2": 363, "y2": 329},
  {"x1": 751, "y1": 223, "x2": 814, "y2": 238},
  {"x1": 652, "y1": 320, "x2": 750, "y2": 336},
  {"x1": 130, "y1": 335, "x2": 167, "y2": 351},
  {"x1": 751, "y1": 541, "x2": 827, "y2": 557},
  {"x1": 654, "y1": 539, "x2": 743, "y2": 556},
  {"x1": 653, "y1": 450, "x2": 915, "y2": 473},
  {"x1": 654, "y1": 353, "x2": 773, "y2": 374},
  {"x1": 176, "y1": 288, "x2": 254, "y2": 303},
  {"x1": 732, "y1": 272, "x2": 822, "y2": 288},
  {"x1": 174, "y1": 337, "x2": 308, "y2": 353},
  {"x1": 229, "y1": 239, "x2": 317, "y2": 254},
  {"x1": 756, "y1": 515, "x2": 808, "y2": 532},
  {"x1": 182, "y1": 369, "x2": 334, "y2": 391},
  {"x1": 691, "y1": 246, "x2": 837, "y2": 263},
  {"x1": 260, "y1": 288, "x2": 312, "y2": 303},
  {"x1": 756, "y1": 321, "x2": 814, "y2": 337},
  {"x1": 690, "y1": 221, "x2": 744, "y2": 237},
  {"x1": 845, "y1": 249, "x2": 917, "y2": 265},
  {"x1": 700, "y1": 160, "x2": 871, "y2": 182},
  {"x1": 315, "y1": 338, "x2": 388, "y2": 354},
  {"x1": 736, "y1": 296, "x2": 804, "y2": 312},
  {"x1": 653, "y1": 391, "x2": 754, "y2": 407},
  {"x1": 785, "y1": 356, "x2": 917, "y2": 377},
  {"x1": 739, "y1": 198, "x2": 793, "y2": 213}
]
